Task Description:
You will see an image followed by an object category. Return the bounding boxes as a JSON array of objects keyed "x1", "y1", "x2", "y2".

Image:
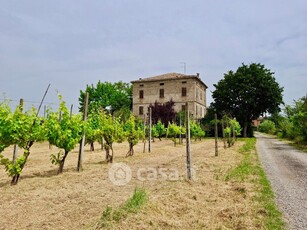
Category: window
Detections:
[
  {"x1": 139, "y1": 84, "x2": 144, "y2": 87},
  {"x1": 160, "y1": 83, "x2": 164, "y2": 86},
  {"x1": 139, "y1": 90, "x2": 144, "y2": 99},
  {"x1": 182, "y1": 81, "x2": 187, "y2": 84},
  {"x1": 159, "y1": 88, "x2": 164, "y2": 98},
  {"x1": 139, "y1": 106, "x2": 144, "y2": 115},
  {"x1": 182, "y1": 87, "x2": 187, "y2": 97},
  {"x1": 181, "y1": 105, "x2": 186, "y2": 111},
  {"x1": 200, "y1": 91, "x2": 202, "y2": 100}
]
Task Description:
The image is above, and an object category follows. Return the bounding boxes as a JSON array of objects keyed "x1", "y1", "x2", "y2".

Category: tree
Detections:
[
  {"x1": 278, "y1": 96, "x2": 307, "y2": 144},
  {"x1": 212, "y1": 63, "x2": 283, "y2": 137},
  {"x1": 46, "y1": 99, "x2": 84, "y2": 174},
  {"x1": 149, "y1": 100, "x2": 176, "y2": 126},
  {"x1": 289, "y1": 96, "x2": 307, "y2": 143},
  {"x1": 200, "y1": 106, "x2": 216, "y2": 137},
  {"x1": 79, "y1": 81, "x2": 132, "y2": 114},
  {"x1": 0, "y1": 103, "x2": 46, "y2": 185}
]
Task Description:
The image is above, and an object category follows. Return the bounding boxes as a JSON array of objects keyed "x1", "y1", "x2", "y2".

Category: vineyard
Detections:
[
  {"x1": 0, "y1": 95, "x2": 242, "y2": 185},
  {"x1": 0, "y1": 96, "x2": 275, "y2": 229}
]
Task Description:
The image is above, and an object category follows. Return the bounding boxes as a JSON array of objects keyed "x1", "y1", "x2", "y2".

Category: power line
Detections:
[{"x1": 0, "y1": 98, "x2": 74, "y2": 106}]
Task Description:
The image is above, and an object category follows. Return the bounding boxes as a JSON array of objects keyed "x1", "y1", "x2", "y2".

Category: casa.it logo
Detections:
[
  {"x1": 108, "y1": 163, "x2": 197, "y2": 186},
  {"x1": 108, "y1": 163, "x2": 132, "y2": 186}
]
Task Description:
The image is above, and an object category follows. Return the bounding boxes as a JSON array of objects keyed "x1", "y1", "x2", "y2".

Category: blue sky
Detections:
[{"x1": 0, "y1": 0, "x2": 306, "y2": 112}]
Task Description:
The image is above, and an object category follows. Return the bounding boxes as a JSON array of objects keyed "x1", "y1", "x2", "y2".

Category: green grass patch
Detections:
[
  {"x1": 225, "y1": 138, "x2": 284, "y2": 230},
  {"x1": 95, "y1": 187, "x2": 148, "y2": 229},
  {"x1": 225, "y1": 138, "x2": 257, "y2": 181}
]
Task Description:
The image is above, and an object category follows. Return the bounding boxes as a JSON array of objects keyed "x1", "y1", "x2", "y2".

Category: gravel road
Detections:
[{"x1": 255, "y1": 132, "x2": 307, "y2": 230}]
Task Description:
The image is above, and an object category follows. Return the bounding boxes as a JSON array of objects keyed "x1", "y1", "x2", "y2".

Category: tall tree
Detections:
[
  {"x1": 212, "y1": 63, "x2": 283, "y2": 137},
  {"x1": 79, "y1": 81, "x2": 132, "y2": 114}
]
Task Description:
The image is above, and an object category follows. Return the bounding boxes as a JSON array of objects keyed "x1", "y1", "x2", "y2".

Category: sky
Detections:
[{"x1": 0, "y1": 0, "x2": 306, "y2": 113}]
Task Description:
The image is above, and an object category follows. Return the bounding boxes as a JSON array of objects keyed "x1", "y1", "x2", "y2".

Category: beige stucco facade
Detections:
[{"x1": 131, "y1": 73, "x2": 207, "y2": 119}]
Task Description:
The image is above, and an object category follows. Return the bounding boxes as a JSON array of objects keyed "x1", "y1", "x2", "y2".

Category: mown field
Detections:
[{"x1": 0, "y1": 138, "x2": 283, "y2": 229}]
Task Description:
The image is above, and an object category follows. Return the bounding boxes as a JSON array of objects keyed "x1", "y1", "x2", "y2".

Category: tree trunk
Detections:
[
  {"x1": 58, "y1": 150, "x2": 69, "y2": 174},
  {"x1": 11, "y1": 142, "x2": 33, "y2": 185},
  {"x1": 90, "y1": 142, "x2": 95, "y2": 151},
  {"x1": 106, "y1": 148, "x2": 110, "y2": 162},
  {"x1": 143, "y1": 139, "x2": 146, "y2": 153},
  {"x1": 126, "y1": 143, "x2": 134, "y2": 157},
  {"x1": 105, "y1": 144, "x2": 113, "y2": 163},
  {"x1": 101, "y1": 138, "x2": 104, "y2": 150},
  {"x1": 232, "y1": 126, "x2": 236, "y2": 145},
  {"x1": 110, "y1": 146, "x2": 113, "y2": 163},
  {"x1": 243, "y1": 123, "x2": 248, "y2": 138}
]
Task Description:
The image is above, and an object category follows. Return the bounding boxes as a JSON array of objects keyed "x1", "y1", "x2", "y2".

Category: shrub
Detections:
[{"x1": 259, "y1": 120, "x2": 276, "y2": 135}]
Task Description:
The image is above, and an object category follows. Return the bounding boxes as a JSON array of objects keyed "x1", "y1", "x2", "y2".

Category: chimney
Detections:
[
  {"x1": 196, "y1": 73, "x2": 200, "y2": 78},
  {"x1": 139, "y1": 78, "x2": 142, "y2": 80}
]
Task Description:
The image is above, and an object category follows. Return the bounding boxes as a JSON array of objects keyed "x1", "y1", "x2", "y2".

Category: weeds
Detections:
[{"x1": 95, "y1": 187, "x2": 148, "y2": 229}]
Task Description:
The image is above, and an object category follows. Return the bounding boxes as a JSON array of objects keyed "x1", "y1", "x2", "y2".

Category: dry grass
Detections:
[{"x1": 0, "y1": 139, "x2": 266, "y2": 229}]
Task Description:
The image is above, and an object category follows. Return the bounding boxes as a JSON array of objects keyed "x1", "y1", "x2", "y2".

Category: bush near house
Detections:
[{"x1": 259, "y1": 120, "x2": 276, "y2": 135}]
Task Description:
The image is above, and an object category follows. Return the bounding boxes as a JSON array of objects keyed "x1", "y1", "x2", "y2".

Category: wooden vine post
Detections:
[
  {"x1": 148, "y1": 107, "x2": 152, "y2": 153},
  {"x1": 185, "y1": 102, "x2": 192, "y2": 180},
  {"x1": 179, "y1": 113, "x2": 182, "y2": 144},
  {"x1": 44, "y1": 105, "x2": 47, "y2": 118},
  {"x1": 214, "y1": 112, "x2": 218, "y2": 156},
  {"x1": 70, "y1": 104, "x2": 73, "y2": 119},
  {"x1": 143, "y1": 114, "x2": 146, "y2": 153},
  {"x1": 77, "y1": 92, "x2": 89, "y2": 172},
  {"x1": 221, "y1": 117, "x2": 226, "y2": 149}
]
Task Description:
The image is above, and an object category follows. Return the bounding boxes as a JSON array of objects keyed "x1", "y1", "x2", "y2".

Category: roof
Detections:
[{"x1": 131, "y1": 72, "x2": 208, "y2": 88}]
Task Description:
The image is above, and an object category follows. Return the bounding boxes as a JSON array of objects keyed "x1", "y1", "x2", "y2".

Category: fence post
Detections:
[
  {"x1": 222, "y1": 117, "x2": 226, "y2": 149},
  {"x1": 77, "y1": 92, "x2": 89, "y2": 171},
  {"x1": 186, "y1": 102, "x2": 192, "y2": 180},
  {"x1": 143, "y1": 114, "x2": 146, "y2": 153},
  {"x1": 148, "y1": 107, "x2": 152, "y2": 153},
  {"x1": 215, "y1": 112, "x2": 218, "y2": 156}
]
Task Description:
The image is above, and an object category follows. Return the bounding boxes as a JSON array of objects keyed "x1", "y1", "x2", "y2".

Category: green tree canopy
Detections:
[
  {"x1": 212, "y1": 63, "x2": 283, "y2": 137},
  {"x1": 79, "y1": 81, "x2": 132, "y2": 114}
]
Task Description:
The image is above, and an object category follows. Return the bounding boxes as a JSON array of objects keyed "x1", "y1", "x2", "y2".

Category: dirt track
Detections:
[
  {"x1": 255, "y1": 132, "x2": 307, "y2": 230},
  {"x1": 1, "y1": 139, "x2": 264, "y2": 229}
]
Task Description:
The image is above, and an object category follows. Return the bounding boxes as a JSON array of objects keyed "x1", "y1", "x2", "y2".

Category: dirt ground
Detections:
[{"x1": 0, "y1": 139, "x2": 264, "y2": 229}]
